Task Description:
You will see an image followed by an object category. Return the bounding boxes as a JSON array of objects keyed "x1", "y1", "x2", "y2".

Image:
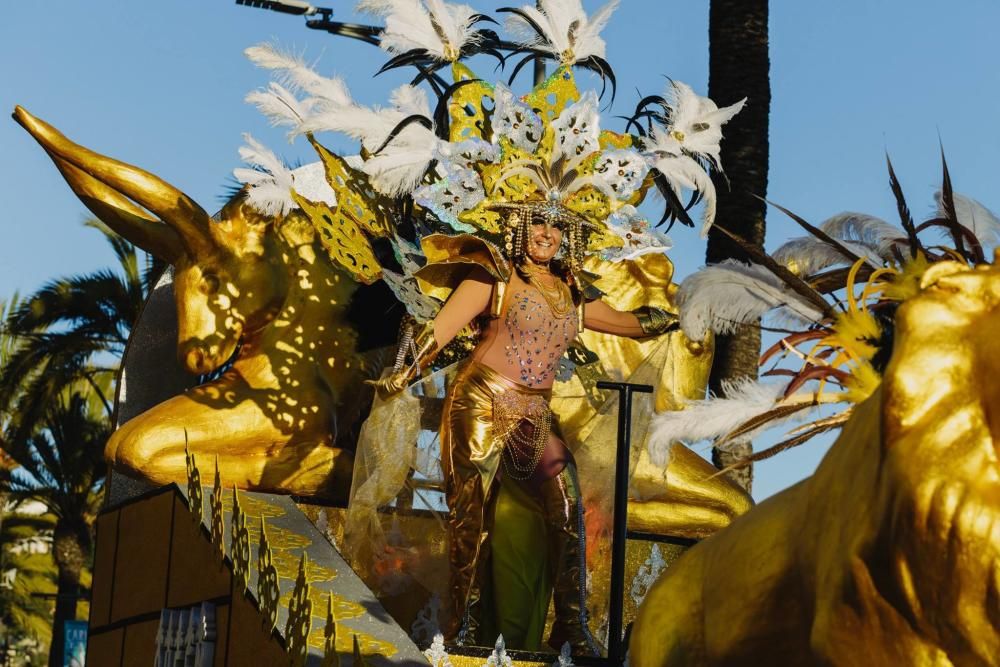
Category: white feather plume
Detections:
[
  {"x1": 361, "y1": 131, "x2": 441, "y2": 197},
  {"x1": 245, "y1": 42, "x2": 438, "y2": 193},
  {"x1": 772, "y1": 237, "x2": 882, "y2": 276},
  {"x1": 244, "y1": 43, "x2": 353, "y2": 108},
  {"x1": 359, "y1": 85, "x2": 438, "y2": 196},
  {"x1": 819, "y1": 212, "x2": 907, "y2": 258},
  {"x1": 233, "y1": 134, "x2": 297, "y2": 217},
  {"x1": 934, "y1": 191, "x2": 1000, "y2": 247},
  {"x1": 297, "y1": 83, "x2": 432, "y2": 153},
  {"x1": 289, "y1": 81, "x2": 438, "y2": 195},
  {"x1": 296, "y1": 104, "x2": 385, "y2": 146},
  {"x1": 245, "y1": 82, "x2": 315, "y2": 138},
  {"x1": 647, "y1": 149, "x2": 717, "y2": 237},
  {"x1": 646, "y1": 379, "x2": 790, "y2": 466},
  {"x1": 773, "y1": 212, "x2": 912, "y2": 275},
  {"x1": 676, "y1": 260, "x2": 826, "y2": 340},
  {"x1": 358, "y1": 0, "x2": 481, "y2": 61},
  {"x1": 389, "y1": 84, "x2": 432, "y2": 118},
  {"x1": 504, "y1": 0, "x2": 619, "y2": 65},
  {"x1": 662, "y1": 80, "x2": 744, "y2": 171}
]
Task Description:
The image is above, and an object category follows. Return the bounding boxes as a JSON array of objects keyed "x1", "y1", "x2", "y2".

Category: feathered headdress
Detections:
[{"x1": 232, "y1": 0, "x2": 742, "y2": 320}]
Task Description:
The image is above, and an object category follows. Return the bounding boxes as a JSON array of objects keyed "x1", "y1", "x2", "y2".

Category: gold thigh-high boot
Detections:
[
  {"x1": 540, "y1": 461, "x2": 600, "y2": 656},
  {"x1": 446, "y1": 474, "x2": 496, "y2": 646},
  {"x1": 440, "y1": 361, "x2": 507, "y2": 644}
]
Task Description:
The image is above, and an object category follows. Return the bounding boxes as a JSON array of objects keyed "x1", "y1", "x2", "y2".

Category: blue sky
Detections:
[{"x1": 2, "y1": 1, "x2": 999, "y2": 500}]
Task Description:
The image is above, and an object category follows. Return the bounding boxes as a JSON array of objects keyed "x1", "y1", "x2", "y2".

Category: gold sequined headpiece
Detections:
[
  {"x1": 488, "y1": 200, "x2": 592, "y2": 272},
  {"x1": 237, "y1": 0, "x2": 743, "y2": 312}
]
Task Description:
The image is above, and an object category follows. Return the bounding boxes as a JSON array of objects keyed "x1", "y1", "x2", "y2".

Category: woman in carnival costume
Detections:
[
  {"x1": 234, "y1": 0, "x2": 744, "y2": 653},
  {"x1": 369, "y1": 198, "x2": 677, "y2": 651}
]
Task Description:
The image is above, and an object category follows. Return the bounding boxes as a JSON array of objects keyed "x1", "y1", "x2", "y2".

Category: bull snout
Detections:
[{"x1": 179, "y1": 337, "x2": 236, "y2": 375}]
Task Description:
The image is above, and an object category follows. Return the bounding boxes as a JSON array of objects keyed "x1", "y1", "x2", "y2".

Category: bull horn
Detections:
[
  {"x1": 13, "y1": 106, "x2": 215, "y2": 257},
  {"x1": 49, "y1": 149, "x2": 184, "y2": 262}
]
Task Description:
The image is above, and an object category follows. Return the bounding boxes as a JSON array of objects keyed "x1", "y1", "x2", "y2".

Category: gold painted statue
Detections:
[
  {"x1": 14, "y1": 107, "x2": 361, "y2": 501},
  {"x1": 631, "y1": 260, "x2": 1000, "y2": 666}
]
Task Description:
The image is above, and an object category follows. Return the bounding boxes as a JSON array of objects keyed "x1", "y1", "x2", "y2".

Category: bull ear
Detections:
[{"x1": 13, "y1": 106, "x2": 215, "y2": 258}]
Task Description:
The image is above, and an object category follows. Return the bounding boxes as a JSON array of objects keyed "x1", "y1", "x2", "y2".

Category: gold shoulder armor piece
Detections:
[{"x1": 414, "y1": 233, "x2": 512, "y2": 303}]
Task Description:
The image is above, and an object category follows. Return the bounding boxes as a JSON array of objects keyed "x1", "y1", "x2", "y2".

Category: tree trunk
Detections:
[
  {"x1": 47, "y1": 519, "x2": 90, "y2": 667},
  {"x1": 706, "y1": 0, "x2": 771, "y2": 493}
]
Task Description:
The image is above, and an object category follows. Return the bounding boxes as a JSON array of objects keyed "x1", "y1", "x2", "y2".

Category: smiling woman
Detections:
[{"x1": 366, "y1": 202, "x2": 680, "y2": 652}]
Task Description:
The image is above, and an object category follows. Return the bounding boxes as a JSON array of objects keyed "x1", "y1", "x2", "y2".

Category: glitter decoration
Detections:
[
  {"x1": 550, "y1": 91, "x2": 601, "y2": 163},
  {"x1": 413, "y1": 165, "x2": 485, "y2": 233},
  {"x1": 601, "y1": 205, "x2": 673, "y2": 262},
  {"x1": 593, "y1": 149, "x2": 650, "y2": 199},
  {"x1": 491, "y1": 83, "x2": 543, "y2": 153}
]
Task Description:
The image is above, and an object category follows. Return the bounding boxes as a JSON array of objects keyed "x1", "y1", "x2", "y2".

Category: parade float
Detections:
[{"x1": 11, "y1": 0, "x2": 999, "y2": 665}]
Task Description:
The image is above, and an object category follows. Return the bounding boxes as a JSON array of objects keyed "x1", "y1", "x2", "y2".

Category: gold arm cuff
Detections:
[{"x1": 632, "y1": 306, "x2": 678, "y2": 336}]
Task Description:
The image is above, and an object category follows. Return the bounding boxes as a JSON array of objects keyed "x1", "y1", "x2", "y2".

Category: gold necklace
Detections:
[{"x1": 523, "y1": 263, "x2": 573, "y2": 318}]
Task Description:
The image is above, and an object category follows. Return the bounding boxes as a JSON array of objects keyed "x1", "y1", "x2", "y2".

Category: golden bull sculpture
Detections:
[
  {"x1": 14, "y1": 106, "x2": 362, "y2": 501},
  {"x1": 631, "y1": 260, "x2": 1000, "y2": 665}
]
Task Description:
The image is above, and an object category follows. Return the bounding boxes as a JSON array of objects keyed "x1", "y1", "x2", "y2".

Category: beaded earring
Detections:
[
  {"x1": 504, "y1": 212, "x2": 519, "y2": 258},
  {"x1": 567, "y1": 222, "x2": 579, "y2": 273},
  {"x1": 519, "y1": 217, "x2": 530, "y2": 259}
]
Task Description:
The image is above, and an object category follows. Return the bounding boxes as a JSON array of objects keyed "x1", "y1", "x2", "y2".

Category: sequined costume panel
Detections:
[{"x1": 476, "y1": 287, "x2": 579, "y2": 388}]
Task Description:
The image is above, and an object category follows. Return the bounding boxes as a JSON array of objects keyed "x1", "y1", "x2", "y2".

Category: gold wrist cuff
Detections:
[
  {"x1": 632, "y1": 306, "x2": 678, "y2": 336},
  {"x1": 410, "y1": 320, "x2": 440, "y2": 374}
]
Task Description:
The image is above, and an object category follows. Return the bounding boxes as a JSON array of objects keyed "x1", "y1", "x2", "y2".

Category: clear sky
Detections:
[{"x1": 2, "y1": 1, "x2": 999, "y2": 500}]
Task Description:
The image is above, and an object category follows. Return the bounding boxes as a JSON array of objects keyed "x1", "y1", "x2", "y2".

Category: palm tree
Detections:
[
  {"x1": 0, "y1": 509, "x2": 59, "y2": 663},
  {"x1": 0, "y1": 222, "x2": 151, "y2": 665},
  {"x1": 0, "y1": 220, "x2": 152, "y2": 429},
  {"x1": 705, "y1": 0, "x2": 771, "y2": 492},
  {"x1": 0, "y1": 393, "x2": 107, "y2": 667}
]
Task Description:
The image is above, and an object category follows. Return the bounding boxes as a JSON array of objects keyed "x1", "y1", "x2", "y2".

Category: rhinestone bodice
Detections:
[{"x1": 475, "y1": 285, "x2": 578, "y2": 388}]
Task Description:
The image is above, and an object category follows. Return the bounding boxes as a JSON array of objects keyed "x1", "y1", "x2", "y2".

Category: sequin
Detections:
[
  {"x1": 551, "y1": 91, "x2": 600, "y2": 163},
  {"x1": 501, "y1": 288, "x2": 578, "y2": 386},
  {"x1": 593, "y1": 149, "x2": 650, "y2": 199},
  {"x1": 491, "y1": 83, "x2": 543, "y2": 153}
]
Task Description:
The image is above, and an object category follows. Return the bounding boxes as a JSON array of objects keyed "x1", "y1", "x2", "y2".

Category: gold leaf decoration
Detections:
[
  {"x1": 184, "y1": 436, "x2": 203, "y2": 527},
  {"x1": 286, "y1": 552, "x2": 314, "y2": 667},
  {"x1": 282, "y1": 586, "x2": 362, "y2": 629},
  {"x1": 210, "y1": 458, "x2": 224, "y2": 562},
  {"x1": 448, "y1": 62, "x2": 493, "y2": 143},
  {"x1": 256, "y1": 517, "x2": 280, "y2": 633},
  {"x1": 230, "y1": 486, "x2": 251, "y2": 595},
  {"x1": 309, "y1": 137, "x2": 394, "y2": 238},
  {"x1": 291, "y1": 193, "x2": 383, "y2": 285},
  {"x1": 524, "y1": 66, "x2": 581, "y2": 124},
  {"x1": 221, "y1": 493, "x2": 286, "y2": 521}
]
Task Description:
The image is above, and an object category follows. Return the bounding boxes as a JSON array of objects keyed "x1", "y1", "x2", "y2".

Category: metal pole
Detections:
[
  {"x1": 533, "y1": 58, "x2": 546, "y2": 87},
  {"x1": 533, "y1": 0, "x2": 546, "y2": 87},
  {"x1": 596, "y1": 381, "x2": 653, "y2": 664}
]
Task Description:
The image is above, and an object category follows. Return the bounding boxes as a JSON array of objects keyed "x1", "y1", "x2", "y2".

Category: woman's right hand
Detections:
[{"x1": 365, "y1": 369, "x2": 412, "y2": 400}]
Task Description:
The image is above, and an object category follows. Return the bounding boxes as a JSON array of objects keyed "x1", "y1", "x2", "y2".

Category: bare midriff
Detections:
[{"x1": 472, "y1": 272, "x2": 578, "y2": 390}]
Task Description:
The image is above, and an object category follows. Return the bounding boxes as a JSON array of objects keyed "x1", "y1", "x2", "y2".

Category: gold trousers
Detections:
[{"x1": 440, "y1": 360, "x2": 551, "y2": 641}]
